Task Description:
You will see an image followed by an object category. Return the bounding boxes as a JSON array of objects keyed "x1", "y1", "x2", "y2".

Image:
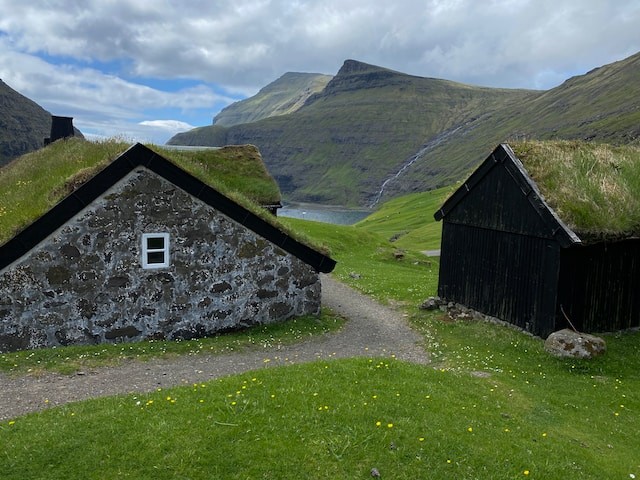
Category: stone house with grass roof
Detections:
[
  {"x1": 0, "y1": 139, "x2": 335, "y2": 352},
  {"x1": 435, "y1": 140, "x2": 640, "y2": 337}
]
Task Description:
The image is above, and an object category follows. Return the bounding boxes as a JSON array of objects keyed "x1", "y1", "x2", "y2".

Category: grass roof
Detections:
[
  {"x1": 151, "y1": 144, "x2": 281, "y2": 206},
  {"x1": 510, "y1": 140, "x2": 640, "y2": 240},
  {"x1": 0, "y1": 138, "x2": 282, "y2": 246}
]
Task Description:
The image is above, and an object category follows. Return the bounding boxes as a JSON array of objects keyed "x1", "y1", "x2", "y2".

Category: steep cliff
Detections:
[{"x1": 0, "y1": 79, "x2": 51, "y2": 166}]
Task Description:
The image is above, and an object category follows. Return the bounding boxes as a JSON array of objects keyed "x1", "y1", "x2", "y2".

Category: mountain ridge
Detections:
[
  {"x1": 213, "y1": 72, "x2": 332, "y2": 127},
  {"x1": 168, "y1": 54, "x2": 640, "y2": 206}
]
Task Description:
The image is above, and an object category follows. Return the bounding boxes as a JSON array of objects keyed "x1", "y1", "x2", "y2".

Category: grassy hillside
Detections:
[
  {"x1": 384, "y1": 51, "x2": 640, "y2": 199},
  {"x1": 169, "y1": 53, "x2": 640, "y2": 207},
  {"x1": 355, "y1": 186, "x2": 451, "y2": 251},
  {"x1": 213, "y1": 72, "x2": 332, "y2": 127},
  {"x1": 169, "y1": 60, "x2": 534, "y2": 206}
]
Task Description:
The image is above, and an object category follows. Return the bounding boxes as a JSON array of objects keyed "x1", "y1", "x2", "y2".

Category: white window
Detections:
[{"x1": 141, "y1": 233, "x2": 170, "y2": 269}]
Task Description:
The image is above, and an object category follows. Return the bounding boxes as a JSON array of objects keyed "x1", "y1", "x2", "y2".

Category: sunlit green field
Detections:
[{"x1": 1, "y1": 191, "x2": 638, "y2": 479}]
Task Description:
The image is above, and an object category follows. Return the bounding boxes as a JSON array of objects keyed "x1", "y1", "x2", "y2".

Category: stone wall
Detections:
[{"x1": 0, "y1": 168, "x2": 320, "y2": 352}]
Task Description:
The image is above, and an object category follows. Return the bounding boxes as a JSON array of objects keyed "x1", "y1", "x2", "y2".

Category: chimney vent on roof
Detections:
[{"x1": 44, "y1": 115, "x2": 75, "y2": 146}]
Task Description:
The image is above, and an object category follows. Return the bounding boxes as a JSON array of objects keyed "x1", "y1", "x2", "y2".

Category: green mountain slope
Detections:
[
  {"x1": 213, "y1": 72, "x2": 332, "y2": 127},
  {"x1": 169, "y1": 53, "x2": 640, "y2": 207},
  {"x1": 0, "y1": 79, "x2": 51, "y2": 166},
  {"x1": 170, "y1": 60, "x2": 534, "y2": 206},
  {"x1": 381, "y1": 51, "x2": 640, "y2": 200}
]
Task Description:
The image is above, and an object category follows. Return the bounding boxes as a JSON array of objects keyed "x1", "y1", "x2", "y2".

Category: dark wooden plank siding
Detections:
[
  {"x1": 558, "y1": 240, "x2": 640, "y2": 332},
  {"x1": 443, "y1": 160, "x2": 555, "y2": 239},
  {"x1": 438, "y1": 222, "x2": 561, "y2": 336}
]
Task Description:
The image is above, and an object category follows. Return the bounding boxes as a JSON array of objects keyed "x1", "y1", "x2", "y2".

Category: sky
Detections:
[{"x1": 1, "y1": 0, "x2": 639, "y2": 144}]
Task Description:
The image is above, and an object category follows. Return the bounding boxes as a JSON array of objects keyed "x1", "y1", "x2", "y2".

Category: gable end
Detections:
[{"x1": 434, "y1": 144, "x2": 580, "y2": 247}]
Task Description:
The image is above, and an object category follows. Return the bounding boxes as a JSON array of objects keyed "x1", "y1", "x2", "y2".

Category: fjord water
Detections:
[{"x1": 279, "y1": 203, "x2": 371, "y2": 225}]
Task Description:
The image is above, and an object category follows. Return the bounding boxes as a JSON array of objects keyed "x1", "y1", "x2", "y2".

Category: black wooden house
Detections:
[{"x1": 434, "y1": 142, "x2": 640, "y2": 337}]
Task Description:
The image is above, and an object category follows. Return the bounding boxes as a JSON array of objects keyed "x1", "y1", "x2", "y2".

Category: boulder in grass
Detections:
[
  {"x1": 544, "y1": 329, "x2": 606, "y2": 359},
  {"x1": 420, "y1": 296, "x2": 442, "y2": 310}
]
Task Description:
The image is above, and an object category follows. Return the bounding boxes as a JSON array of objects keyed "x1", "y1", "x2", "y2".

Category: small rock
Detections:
[
  {"x1": 420, "y1": 296, "x2": 441, "y2": 310},
  {"x1": 349, "y1": 272, "x2": 361, "y2": 279},
  {"x1": 544, "y1": 329, "x2": 606, "y2": 359},
  {"x1": 371, "y1": 467, "x2": 381, "y2": 478}
]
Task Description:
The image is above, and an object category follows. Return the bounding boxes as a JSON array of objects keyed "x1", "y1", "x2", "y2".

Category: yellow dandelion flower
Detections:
[
  {"x1": 387, "y1": 423, "x2": 393, "y2": 428},
  {"x1": 524, "y1": 470, "x2": 530, "y2": 476},
  {"x1": 467, "y1": 427, "x2": 473, "y2": 432},
  {"x1": 376, "y1": 421, "x2": 381, "y2": 427},
  {"x1": 419, "y1": 437, "x2": 425, "y2": 442}
]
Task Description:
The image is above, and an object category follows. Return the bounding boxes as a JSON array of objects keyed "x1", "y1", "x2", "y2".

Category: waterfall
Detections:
[{"x1": 368, "y1": 125, "x2": 463, "y2": 207}]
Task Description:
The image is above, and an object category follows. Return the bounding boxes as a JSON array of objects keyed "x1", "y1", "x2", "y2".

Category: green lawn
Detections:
[
  {"x1": 354, "y1": 186, "x2": 451, "y2": 251},
  {"x1": 1, "y1": 198, "x2": 639, "y2": 479}
]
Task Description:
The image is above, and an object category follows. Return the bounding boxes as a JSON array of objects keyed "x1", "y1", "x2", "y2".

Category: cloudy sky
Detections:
[{"x1": 1, "y1": 0, "x2": 639, "y2": 144}]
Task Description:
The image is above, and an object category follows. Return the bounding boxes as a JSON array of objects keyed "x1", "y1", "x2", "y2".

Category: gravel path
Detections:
[{"x1": 0, "y1": 275, "x2": 428, "y2": 421}]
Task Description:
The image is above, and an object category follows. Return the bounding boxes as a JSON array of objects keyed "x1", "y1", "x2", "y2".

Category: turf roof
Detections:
[
  {"x1": 0, "y1": 138, "x2": 281, "y2": 246},
  {"x1": 510, "y1": 140, "x2": 640, "y2": 240}
]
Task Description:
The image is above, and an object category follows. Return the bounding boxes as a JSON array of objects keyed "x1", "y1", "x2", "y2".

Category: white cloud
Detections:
[
  {"x1": 0, "y1": 0, "x2": 639, "y2": 142},
  {"x1": 2, "y1": 0, "x2": 637, "y2": 90},
  {"x1": 139, "y1": 120, "x2": 195, "y2": 131}
]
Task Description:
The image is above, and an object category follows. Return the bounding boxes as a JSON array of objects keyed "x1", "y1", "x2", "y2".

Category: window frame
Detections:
[{"x1": 141, "y1": 232, "x2": 170, "y2": 269}]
